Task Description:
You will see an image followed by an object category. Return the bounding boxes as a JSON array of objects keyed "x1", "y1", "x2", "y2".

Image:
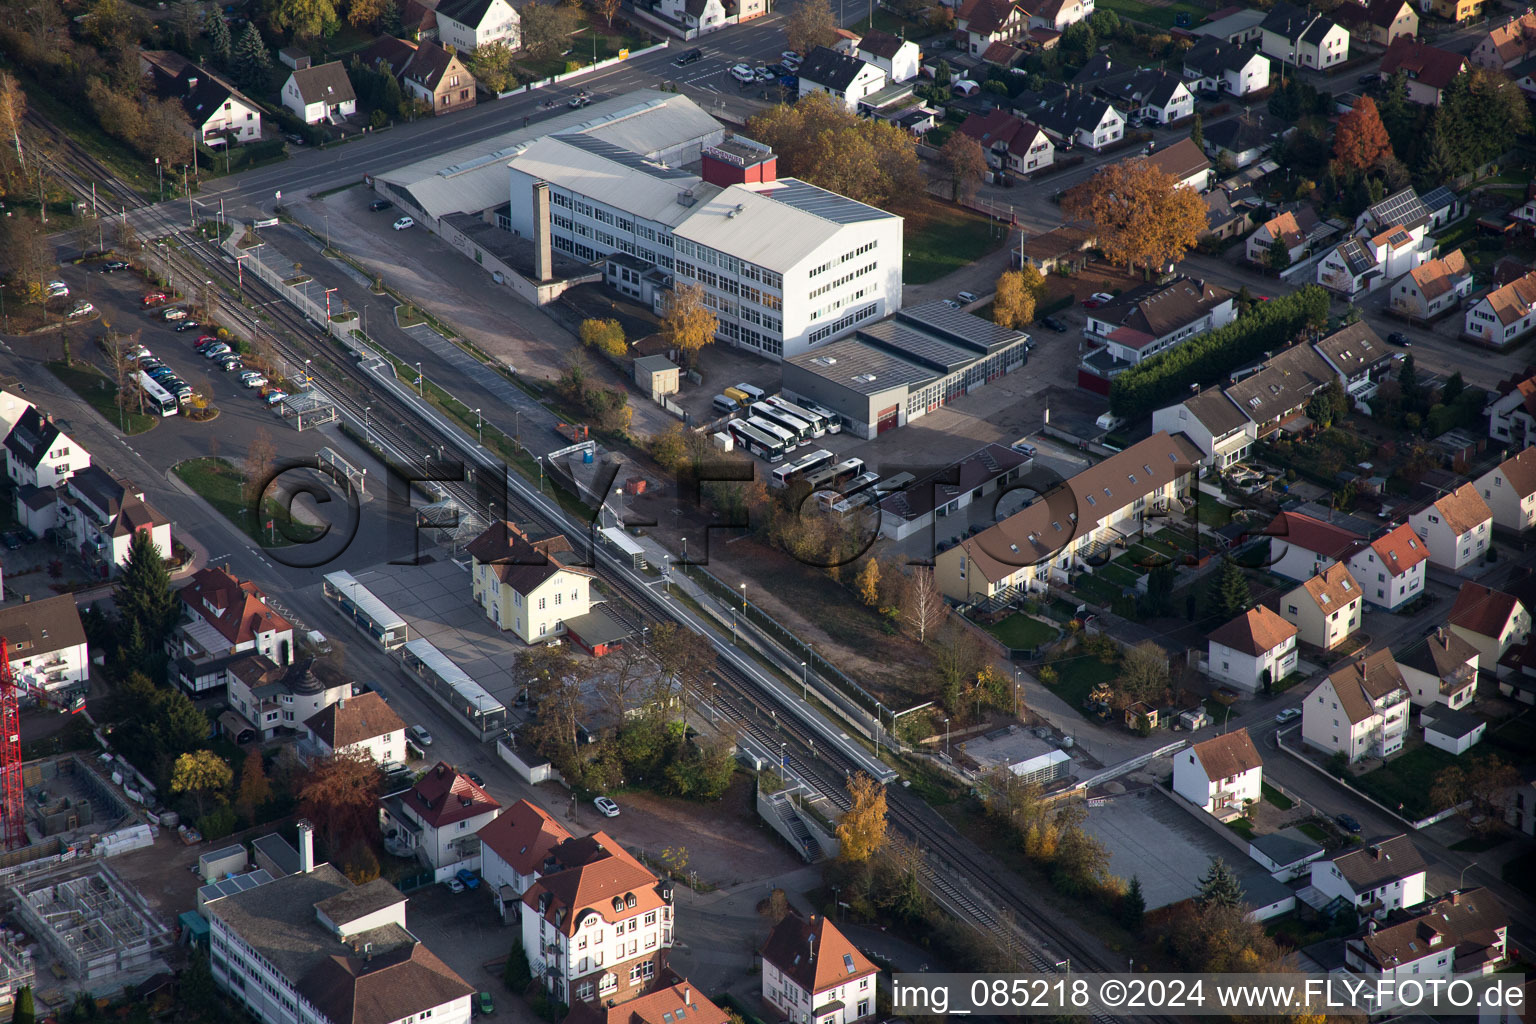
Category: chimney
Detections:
[
  {"x1": 298, "y1": 819, "x2": 316, "y2": 873},
  {"x1": 1369, "y1": 845, "x2": 1381, "y2": 860},
  {"x1": 531, "y1": 182, "x2": 553, "y2": 283},
  {"x1": 1450, "y1": 891, "x2": 1461, "y2": 906},
  {"x1": 186, "y1": 76, "x2": 198, "y2": 94},
  {"x1": 684, "y1": 988, "x2": 691, "y2": 1005}
]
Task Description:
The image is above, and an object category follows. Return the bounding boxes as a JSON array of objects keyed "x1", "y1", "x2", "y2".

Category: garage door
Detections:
[{"x1": 876, "y1": 406, "x2": 899, "y2": 433}]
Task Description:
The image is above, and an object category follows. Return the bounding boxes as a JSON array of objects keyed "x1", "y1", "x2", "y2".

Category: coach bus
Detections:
[
  {"x1": 768, "y1": 396, "x2": 827, "y2": 438},
  {"x1": 746, "y1": 416, "x2": 799, "y2": 450},
  {"x1": 728, "y1": 419, "x2": 787, "y2": 462},
  {"x1": 750, "y1": 402, "x2": 814, "y2": 444},
  {"x1": 770, "y1": 448, "x2": 834, "y2": 488},
  {"x1": 828, "y1": 458, "x2": 866, "y2": 487},
  {"x1": 137, "y1": 371, "x2": 180, "y2": 417},
  {"x1": 840, "y1": 471, "x2": 881, "y2": 499}
]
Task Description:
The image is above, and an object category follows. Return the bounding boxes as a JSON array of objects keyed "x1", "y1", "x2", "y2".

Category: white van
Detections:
[{"x1": 735, "y1": 383, "x2": 766, "y2": 403}]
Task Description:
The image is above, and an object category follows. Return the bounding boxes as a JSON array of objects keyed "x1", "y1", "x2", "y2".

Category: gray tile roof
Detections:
[
  {"x1": 797, "y1": 45, "x2": 873, "y2": 92},
  {"x1": 1250, "y1": 827, "x2": 1324, "y2": 867},
  {"x1": 289, "y1": 61, "x2": 357, "y2": 106}
]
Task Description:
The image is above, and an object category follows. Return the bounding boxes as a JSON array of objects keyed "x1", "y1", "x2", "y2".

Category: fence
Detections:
[
  {"x1": 496, "y1": 40, "x2": 671, "y2": 95},
  {"x1": 1275, "y1": 730, "x2": 1461, "y2": 830}
]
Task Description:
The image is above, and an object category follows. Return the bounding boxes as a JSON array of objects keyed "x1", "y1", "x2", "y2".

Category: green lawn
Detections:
[
  {"x1": 1226, "y1": 817, "x2": 1256, "y2": 840},
  {"x1": 1047, "y1": 653, "x2": 1120, "y2": 711},
  {"x1": 46, "y1": 362, "x2": 158, "y2": 436},
  {"x1": 984, "y1": 613, "x2": 1058, "y2": 651},
  {"x1": 1356, "y1": 745, "x2": 1461, "y2": 820},
  {"x1": 1098, "y1": 563, "x2": 1143, "y2": 588},
  {"x1": 15, "y1": 73, "x2": 155, "y2": 198},
  {"x1": 1262, "y1": 782, "x2": 1294, "y2": 810},
  {"x1": 1074, "y1": 572, "x2": 1125, "y2": 606},
  {"x1": 903, "y1": 199, "x2": 1009, "y2": 284},
  {"x1": 173, "y1": 457, "x2": 324, "y2": 548},
  {"x1": 1298, "y1": 822, "x2": 1329, "y2": 843},
  {"x1": 1097, "y1": 0, "x2": 1209, "y2": 29},
  {"x1": 1196, "y1": 492, "x2": 1232, "y2": 527}
]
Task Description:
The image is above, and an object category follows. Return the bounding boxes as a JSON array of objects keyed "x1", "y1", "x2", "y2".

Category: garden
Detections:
[
  {"x1": 1354, "y1": 744, "x2": 1461, "y2": 820},
  {"x1": 982, "y1": 612, "x2": 1059, "y2": 651}
]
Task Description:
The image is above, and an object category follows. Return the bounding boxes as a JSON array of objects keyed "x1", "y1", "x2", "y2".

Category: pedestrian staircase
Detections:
[{"x1": 766, "y1": 791, "x2": 823, "y2": 863}]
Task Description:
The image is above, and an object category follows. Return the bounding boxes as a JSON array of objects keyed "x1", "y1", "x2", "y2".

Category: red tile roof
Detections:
[
  {"x1": 1300, "y1": 562, "x2": 1362, "y2": 612},
  {"x1": 405, "y1": 761, "x2": 500, "y2": 829},
  {"x1": 1430, "y1": 482, "x2": 1492, "y2": 536},
  {"x1": 1495, "y1": 445, "x2": 1536, "y2": 499},
  {"x1": 760, "y1": 913, "x2": 878, "y2": 996},
  {"x1": 566, "y1": 973, "x2": 728, "y2": 1024},
  {"x1": 304, "y1": 693, "x2": 405, "y2": 751},
  {"x1": 521, "y1": 831, "x2": 664, "y2": 936},
  {"x1": 1448, "y1": 581, "x2": 1525, "y2": 639},
  {"x1": 1264, "y1": 510, "x2": 1362, "y2": 561},
  {"x1": 180, "y1": 567, "x2": 293, "y2": 647},
  {"x1": 1208, "y1": 606, "x2": 1297, "y2": 657},
  {"x1": 476, "y1": 799, "x2": 572, "y2": 877},
  {"x1": 1355, "y1": 522, "x2": 1428, "y2": 577},
  {"x1": 1190, "y1": 727, "x2": 1263, "y2": 780}
]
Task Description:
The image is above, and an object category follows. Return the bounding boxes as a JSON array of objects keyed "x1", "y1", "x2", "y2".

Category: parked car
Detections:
[
  {"x1": 781, "y1": 49, "x2": 801, "y2": 60},
  {"x1": 1082, "y1": 291, "x2": 1114, "y2": 309},
  {"x1": 673, "y1": 47, "x2": 703, "y2": 66},
  {"x1": 443, "y1": 877, "x2": 466, "y2": 894},
  {"x1": 46, "y1": 280, "x2": 68, "y2": 298},
  {"x1": 142, "y1": 292, "x2": 169, "y2": 306},
  {"x1": 240, "y1": 372, "x2": 268, "y2": 388},
  {"x1": 68, "y1": 302, "x2": 95, "y2": 318},
  {"x1": 593, "y1": 796, "x2": 620, "y2": 817},
  {"x1": 263, "y1": 390, "x2": 288, "y2": 405},
  {"x1": 455, "y1": 868, "x2": 481, "y2": 890},
  {"x1": 100, "y1": 260, "x2": 130, "y2": 272},
  {"x1": 478, "y1": 992, "x2": 495, "y2": 1015},
  {"x1": 218, "y1": 356, "x2": 243, "y2": 371},
  {"x1": 174, "y1": 320, "x2": 203, "y2": 332},
  {"x1": 408, "y1": 724, "x2": 433, "y2": 747},
  {"x1": 1387, "y1": 331, "x2": 1412, "y2": 347},
  {"x1": 1335, "y1": 812, "x2": 1363, "y2": 833},
  {"x1": 467, "y1": 771, "x2": 485, "y2": 786},
  {"x1": 956, "y1": 290, "x2": 978, "y2": 304},
  {"x1": 1274, "y1": 707, "x2": 1302, "y2": 725},
  {"x1": 941, "y1": 298, "x2": 960, "y2": 309},
  {"x1": 368, "y1": 198, "x2": 393, "y2": 211},
  {"x1": 730, "y1": 63, "x2": 755, "y2": 83},
  {"x1": 392, "y1": 216, "x2": 415, "y2": 231},
  {"x1": 195, "y1": 338, "x2": 220, "y2": 353},
  {"x1": 1358, "y1": 72, "x2": 1378, "y2": 85},
  {"x1": 132, "y1": 345, "x2": 152, "y2": 359},
  {"x1": 161, "y1": 307, "x2": 188, "y2": 321},
  {"x1": 1041, "y1": 315, "x2": 1068, "y2": 332},
  {"x1": 767, "y1": 63, "x2": 789, "y2": 77},
  {"x1": 195, "y1": 334, "x2": 217, "y2": 345},
  {"x1": 285, "y1": 133, "x2": 306, "y2": 146},
  {"x1": 754, "y1": 66, "x2": 776, "y2": 82},
  {"x1": 203, "y1": 343, "x2": 231, "y2": 359},
  {"x1": 1011, "y1": 441, "x2": 1038, "y2": 457}
]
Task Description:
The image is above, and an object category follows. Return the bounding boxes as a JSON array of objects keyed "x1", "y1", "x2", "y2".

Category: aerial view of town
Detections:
[{"x1": 0, "y1": 0, "x2": 1531, "y2": 1019}]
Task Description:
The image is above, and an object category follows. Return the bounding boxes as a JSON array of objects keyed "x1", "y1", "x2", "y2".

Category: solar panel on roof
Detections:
[
  {"x1": 556, "y1": 133, "x2": 695, "y2": 181},
  {"x1": 1369, "y1": 189, "x2": 1429, "y2": 226},
  {"x1": 760, "y1": 179, "x2": 891, "y2": 223}
]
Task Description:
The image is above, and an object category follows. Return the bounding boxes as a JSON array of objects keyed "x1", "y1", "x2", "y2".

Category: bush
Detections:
[{"x1": 196, "y1": 805, "x2": 237, "y2": 840}]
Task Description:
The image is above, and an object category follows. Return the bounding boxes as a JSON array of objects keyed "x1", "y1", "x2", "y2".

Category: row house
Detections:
[
  {"x1": 1434, "y1": 0, "x2": 1483, "y2": 23},
  {"x1": 956, "y1": 0, "x2": 1027, "y2": 56},
  {"x1": 1485, "y1": 367, "x2": 1536, "y2": 448},
  {"x1": 172, "y1": 567, "x2": 295, "y2": 695},
  {"x1": 1470, "y1": 11, "x2": 1536, "y2": 69},
  {"x1": 1397, "y1": 626, "x2": 1479, "y2": 710},
  {"x1": 1475, "y1": 446, "x2": 1536, "y2": 532},
  {"x1": 1391, "y1": 249, "x2": 1473, "y2": 321},
  {"x1": 1464, "y1": 270, "x2": 1536, "y2": 348},
  {"x1": 468, "y1": 520, "x2": 595, "y2": 645},
  {"x1": 225, "y1": 655, "x2": 351, "y2": 742},
  {"x1": 1029, "y1": 93, "x2": 1125, "y2": 151},
  {"x1": 1330, "y1": 0, "x2": 1417, "y2": 48},
  {"x1": 1346, "y1": 889, "x2": 1508, "y2": 979},
  {"x1": 959, "y1": 109, "x2": 1055, "y2": 176},
  {"x1": 522, "y1": 832, "x2": 675, "y2": 1006},
  {"x1": 0, "y1": 595, "x2": 89, "y2": 699},
  {"x1": 380, "y1": 762, "x2": 501, "y2": 873},
  {"x1": 1079, "y1": 276, "x2": 1235, "y2": 392},
  {"x1": 1378, "y1": 37, "x2": 1467, "y2": 107},
  {"x1": 1182, "y1": 38, "x2": 1271, "y2": 96},
  {"x1": 1207, "y1": 606, "x2": 1298, "y2": 693},
  {"x1": 1279, "y1": 563, "x2": 1363, "y2": 650},
  {"x1": 1408, "y1": 482, "x2": 1492, "y2": 571},
  {"x1": 1301, "y1": 648, "x2": 1411, "y2": 763},
  {"x1": 1309, "y1": 834, "x2": 1427, "y2": 917},
  {"x1": 933, "y1": 431, "x2": 1203, "y2": 601},
  {"x1": 1259, "y1": 2, "x2": 1349, "y2": 70},
  {"x1": 1151, "y1": 386, "x2": 1251, "y2": 470},
  {"x1": 1173, "y1": 728, "x2": 1263, "y2": 814},
  {"x1": 142, "y1": 50, "x2": 263, "y2": 147},
  {"x1": 760, "y1": 913, "x2": 878, "y2": 1024},
  {"x1": 304, "y1": 690, "x2": 406, "y2": 764},
  {"x1": 1448, "y1": 580, "x2": 1531, "y2": 671}
]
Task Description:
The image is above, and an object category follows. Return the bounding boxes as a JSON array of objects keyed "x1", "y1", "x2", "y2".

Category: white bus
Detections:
[
  {"x1": 829, "y1": 457, "x2": 866, "y2": 486},
  {"x1": 728, "y1": 419, "x2": 787, "y2": 462},
  {"x1": 800, "y1": 400, "x2": 842, "y2": 434},
  {"x1": 746, "y1": 416, "x2": 799, "y2": 450},
  {"x1": 137, "y1": 371, "x2": 180, "y2": 417},
  {"x1": 751, "y1": 402, "x2": 814, "y2": 444},
  {"x1": 768, "y1": 396, "x2": 827, "y2": 438},
  {"x1": 771, "y1": 448, "x2": 834, "y2": 488},
  {"x1": 840, "y1": 471, "x2": 881, "y2": 499}
]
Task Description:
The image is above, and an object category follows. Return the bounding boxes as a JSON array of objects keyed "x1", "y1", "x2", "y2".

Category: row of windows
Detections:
[
  {"x1": 809, "y1": 285, "x2": 871, "y2": 321},
  {"x1": 719, "y1": 320, "x2": 784, "y2": 356},
  {"x1": 808, "y1": 261, "x2": 877, "y2": 300},
  {"x1": 807, "y1": 302, "x2": 880, "y2": 345}
]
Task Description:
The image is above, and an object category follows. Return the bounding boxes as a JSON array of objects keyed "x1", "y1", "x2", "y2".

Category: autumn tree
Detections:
[
  {"x1": 592, "y1": 0, "x2": 621, "y2": 26},
  {"x1": 0, "y1": 72, "x2": 25, "y2": 173},
  {"x1": 468, "y1": 40, "x2": 517, "y2": 93},
  {"x1": 243, "y1": 429, "x2": 277, "y2": 512},
  {"x1": 579, "y1": 317, "x2": 626, "y2": 357},
  {"x1": 347, "y1": 0, "x2": 393, "y2": 26},
  {"x1": 938, "y1": 133, "x2": 987, "y2": 203},
  {"x1": 1062, "y1": 158, "x2": 1207, "y2": 276},
  {"x1": 993, "y1": 269, "x2": 1037, "y2": 329},
  {"x1": 785, "y1": 0, "x2": 837, "y2": 57},
  {"x1": 746, "y1": 94, "x2": 924, "y2": 210},
  {"x1": 650, "y1": 621, "x2": 716, "y2": 721},
  {"x1": 901, "y1": 566, "x2": 946, "y2": 643},
  {"x1": 236, "y1": 749, "x2": 273, "y2": 821},
  {"x1": 1333, "y1": 95, "x2": 1393, "y2": 173},
  {"x1": 836, "y1": 772, "x2": 888, "y2": 863},
  {"x1": 269, "y1": 0, "x2": 338, "y2": 41},
  {"x1": 1432, "y1": 755, "x2": 1519, "y2": 833},
  {"x1": 659, "y1": 283, "x2": 717, "y2": 369},
  {"x1": 297, "y1": 750, "x2": 385, "y2": 853},
  {"x1": 171, "y1": 751, "x2": 234, "y2": 816},
  {"x1": 520, "y1": 1, "x2": 580, "y2": 60},
  {"x1": 1119, "y1": 640, "x2": 1169, "y2": 705},
  {"x1": 855, "y1": 558, "x2": 880, "y2": 606},
  {"x1": 3, "y1": 216, "x2": 52, "y2": 304}
]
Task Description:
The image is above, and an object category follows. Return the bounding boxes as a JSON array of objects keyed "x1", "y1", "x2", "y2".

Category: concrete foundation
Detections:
[{"x1": 9, "y1": 865, "x2": 173, "y2": 981}]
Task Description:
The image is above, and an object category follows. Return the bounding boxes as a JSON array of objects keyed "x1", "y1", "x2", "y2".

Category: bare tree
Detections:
[
  {"x1": 649, "y1": 621, "x2": 716, "y2": 724},
  {"x1": 199, "y1": 280, "x2": 221, "y2": 323},
  {"x1": 593, "y1": 641, "x2": 649, "y2": 724},
  {"x1": 0, "y1": 72, "x2": 25, "y2": 173},
  {"x1": 244, "y1": 428, "x2": 276, "y2": 507},
  {"x1": 901, "y1": 566, "x2": 947, "y2": 644},
  {"x1": 104, "y1": 330, "x2": 145, "y2": 419}
]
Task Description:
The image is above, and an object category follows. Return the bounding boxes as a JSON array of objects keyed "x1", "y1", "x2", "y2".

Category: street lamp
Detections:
[
  {"x1": 155, "y1": 157, "x2": 163, "y2": 203},
  {"x1": 801, "y1": 661, "x2": 808, "y2": 702},
  {"x1": 415, "y1": 362, "x2": 423, "y2": 397},
  {"x1": 739, "y1": 582, "x2": 747, "y2": 612},
  {"x1": 662, "y1": 554, "x2": 670, "y2": 597},
  {"x1": 780, "y1": 742, "x2": 787, "y2": 786},
  {"x1": 943, "y1": 717, "x2": 950, "y2": 757},
  {"x1": 709, "y1": 681, "x2": 716, "y2": 724},
  {"x1": 474, "y1": 407, "x2": 483, "y2": 444},
  {"x1": 303, "y1": 358, "x2": 312, "y2": 386},
  {"x1": 1014, "y1": 667, "x2": 1021, "y2": 719}
]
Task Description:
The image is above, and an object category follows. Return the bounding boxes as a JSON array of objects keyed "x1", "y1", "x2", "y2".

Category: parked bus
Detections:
[
  {"x1": 771, "y1": 448, "x2": 834, "y2": 488},
  {"x1": 829, "y1": 458, "x2": 866, "y2": 486},
  {"x1": 746, "y1": 416, "x2": 799, "y2": 450},
  {"x1": 136, "y1": 371, "x2": 180, "y2": 417},
  {"x1": 728, "y1": 419, "x2": 787, "y2": 462},
  {"x1": 750, "y1": 402, "x2": 814, "y2": 443},
  {"x1": 804, "y1": 468, "x2": 837, "y2": 491},
  {"x1": 800, "y1": 400, "x2": 842, "y2": 434},
  {"x1": 768, "y1": 396, "x2": 827, "y2": 438},
  {"x1": 840, "y1": 471, "x2": 881, "y2": 499}
]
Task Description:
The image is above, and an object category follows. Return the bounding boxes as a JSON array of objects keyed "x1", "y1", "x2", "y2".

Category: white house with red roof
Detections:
[
  {"x1": 760, "y1": 912, "x2": 878, "y2": 1024},
  {"x1": 521, "y1": 831, "x2": 674, "y2": 1006},
  {"x1": 1301, "y1": 649, "x2": 1410, "y2": 762},
  {"x1": 304, "y1": 691, "x2": 406, "y2": 764},
  {"x1": 172, "y1": 566, "x2": 295, "y2": 694},
  {"x1": 478, "y1": 798, "x2": 573, "y2": 922},
  {"x1": 1207, "y1": 606, "x2": 1298, "y2": 693},
  {"x1": 1448, "y1": 581, "x2": 1531, "y2": 671},
  {"x1": 958, "y1": 109, "x2": 1055, "y2": 176},
  {"x1": 1344, "y1": 522, "x2": 1429, "y2": 611},
  {"x1": 1409, "y1": 483, "x2": 1492, "y2": 571},
  {"x1": 1263, "y1": 510, "x2": 1362, "y2": 583},
  {"x1": 1476, "y1": 446, "x2": 1536, "y2": 532},
  {"x1": 566, "y1": 972, "x2": 729, "y2": 1024},
  {"x1": 1486, "y1": 368, "x2": 1536, "y2": 448},
  {"x1": 1279, "y1": 563, "x2": 1363, "y2": 651},
  {"x1": 1172, "y1": 727, "x2": 1263, "y2": 814},
  {"x1": 380, "y1": 761, "x2": 502, "y2": 874},
  {"x1": 1397, "y1": 626, "x2": 1478, "y2": 710}
]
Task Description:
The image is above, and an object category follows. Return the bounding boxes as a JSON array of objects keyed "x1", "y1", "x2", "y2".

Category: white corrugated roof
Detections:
[
  {"x1": 507, "y1": 136, "x2": 719, "y2": 229},
  {"x1": 673, "y1": 179, "x2": 897, "y2": 273}
]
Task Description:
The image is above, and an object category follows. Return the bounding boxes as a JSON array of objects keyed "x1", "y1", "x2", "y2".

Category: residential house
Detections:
[
  {"x1": 566, "y1": 973, "x2": 730, "y2": 1024},
  {"x1": 1464, "y1": 270, "x2": 1536, "y2": 348},
  {"x1": 1309, "y1": 834, "x2": 1428, "y2": 917},
  {"x1": 1379, "y1": 37, "x2": 1466, "y2": 106},
  {"x1": 1173, "y1": 728, "x2": 1264, "y2": 814},
  {"x1": 304, "y1": 691, "x2": 406, "y2": 764},
  {"x1": 1263, "y1": 510, "x2": 1363, "y2": 583},
  {"x1": 1202, "y1": 189, "x2": 1253, "y2": 241},
  {"x1": 1470, "y1": 11, "x2": 1536, "y2": 69},
  {"x1": 359, "y1": 35, "x2": 418, "y2": 76},
  {"x1": 1434, "y1": 0, "x2": 1484, "y2": 22},
  {"x1": 1029, "y1": 0, "x2": 1094, "y2": 32},
  {"x1": 1030, "y1": 93, "x2": 1125, "y2": 151},
  {"x1": 1421, "y1": 706, "x2": 1487, "y2": 754},
  {"x1": 1391, "y1": 250, "x2": 1474, "y2": 320},
  {"x1": 856, "y1": 29, "x2": 921, "y2": 82},
  {"x1": 1259, "y1": 2, "x2": 1349, "y2": 69},
  {"x1": 281, "y1": 62, "x2": 357, "y2": 124},
  {"x1": 959, "y1": 109, "x2": 1055, "y2": 176},
  {"x1": 1206, "y1": 606, "x2": 1299, "y2": 693},
  {"x1": 1346, "y1": 888, "x2": 1507, "y2": 977},
  {"x1": 1506, "y1": 774, "x2": 1536, "y2": 834},
  {"x1": 1397, "y1": 627, "x2": 1479, "y2": 709},
  {"x1": 1223, "y1": 342, "x2": 1335, "y2": 438},
  {"x1": 23, "y1": 466, "x2": 173, "y2": 580},
  {"x1": 1409, "y1": 483, "x2": 1493, "y2": 571},
  {"x1": 226, "y1": 655, "x2": 352, "y2": 741},
  {"x1": 433, "y1": 0, "x2": 519, "y2": 50},
  {"x1": 1485, "y1": 367, "x2": 1536, "y2": 447},
  {"x1": 1183, "y1": 38, "x2": 1271, "y2": 96},
  {"x1": 1246, "y1": 208, "x2": 1315, "y2": 266},
  {"x1": 477, "y1": 799, "x2": 574, "y2": 922},
  {"x1": 933, "y1": 431, "x2": 1203, "y2": 601},
  {"x1": 380, "y1": 761, "x2": 501, "y2": 872},
  {"x1": 1098, "y1": 69, "x2": 1194, "y2": 125},
  {"x1": 141, "y1": 50, "x2": 263, "y2": 147},
  {"x1": 1331, "y1": 0, "x2": 1417, "y2": 48},
  {"x1": 1151, "y1": 387, "x2": 1250, "y2": 469},
  {"x1": 956, "y1": 0, "x2": 1027, "y2": 56},
  {"x1": 1448, "y1": 581, "x2": 1531, "y2": 669},
  {"x1": 172, "y1": 567, "x2": 295, "y2": 695},
  {"x1": 1279, "y1": 563, "x2": 1364, "y2": 650},
  {"x1": 1312, "y1": 319, "x2": 1396, "y2": 391},
  {"x1": 205, "y1": 824, "x2": 475, "y2": 1024},
  {"x1": 1344, "y1": 523, "x2": 1430, "y2": 611},
  {"x1": 1194, "y1": 7, "x2": 1268, "y2": 43},
  {"x1": 876, "y1": 444, "x2": 1029, "y2": 542},
  {"x1": 1248, "y1": 828, "x2": 1326, "y2": 882},
  {"x1": 1476, "y1": 446, "x2": 1536, "y2": 532},
  {"x1": 0, "y1": 595, "x2": 89, "y2": 699},
  {"x1": 1145, "y1": 137, "x2": 1211, "y2": 192},
  {"x1": 796, "y1": 47, "x2": 887, "y2": 111},
  {"x1": 1318, "y1": 223, "x2": 1430, "y2": 298},
  {"x1": 1302, "y1": 649, "x2": 1411, "y2": 762},
  {"x1": 1356, "y1": 187, "x2": 1433, "y2": 235},
  {"x1": 4, "y1": 407, "x2": 86, "y2": 492},
  {"x1": 401, "y1": 40, "x2": 477, "y2": 115},
  {"x1": 1422, "y1": 186, "x2": 1467, "y2": 229},
  {"x1": 1201, "y1": 112, "x2": 1276, "y2": 168},
  {"x1": 1080, "y1": 277, "x2": 1236, "y2": 391},
  {"x1": 521, "y1": 831, "x2": 675, "y2": 1005},
  {"x1": 467, "y1": 520, "x2": 595, "y2": 644},
  {"x1": 760, "y1": 913, "x2": 878, "y2": 1024},
  {"x1": 1018, "y1": 223, "x2": 1096, "y2": 273}
]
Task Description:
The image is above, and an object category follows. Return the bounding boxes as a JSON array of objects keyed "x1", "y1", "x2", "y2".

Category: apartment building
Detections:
[
  {"x1": 795, "y1": 47, "x2": 888, "y2": 111},
  {"x1": 225, "y1": 655, "x2": 351, "y2": 742},
  {"x1": 1260, "y1": 2, "x2": 1350, "y2": 69},
  {"x1": 434, "y1": 0, "x2": 520, "y2": 51},
  {"x1": 14, "y1": 465, "x2": 174, "y2": 580},
  {"x1": 1173, "y1": 728, "x2": 1263, "y2": 814},
  {"x1": 1409, "y1": 483, "x2": 1493, "y2": 571},
  {"x1": 1397, "y1": 627, "x2": 1478, "y2": 710},
  {"x1": 141, "y1": 50, "x2": 264, "y2": 146},
  {"x1": 1309, "y1": 834, "x2": 1427, "y2": 917},
  {"x1": 567, "y1": 974, "x2": 730, "y2": 1024},
  {"x1": 1301, "y1": 649, "x2": 1411, "y2": 763},
  {"x1": 0, "y1": 595, "x2": 89, "y2": 698},
  {"x1": 1182, "y1": 38, "x2": 1271, "y2": 96},
  {"x1": 4, "y1": 407, "x2": 87, "y2": 492},
  {"x1": 760, "y1": 913, "x2": 878, "y2": 1024},
  {"x1": 467, "y1": 520, "x2": 595, "y2": 645},
  {"x1": 172, "y1": 567, "x2": 295, "y2": 694},
  {"x1": 1079, "y1": 276, "x2": 1235, "y2": 393},
  {"x1": 379, "y1": 762, "x2": 502, "y2": 872},
  {"x1": 1264, "y1": 510, "x2": 1362, "y2": 583},
  {"x1": 1346, "y1": 889, "x2": 1507, "y2": 978},
  {"x1": 1475, "y1": 447, "x2": 1536, "y2": 532},
  {"x1": 1207, "y1": 606, "x2": 1298, "y2": 693},
  {"x1": 478, "y1": 799, "x2": 574, "y2": 922},
  {"x1": 1486, "y1": 367, "x2": 1536, "y2": 447}
]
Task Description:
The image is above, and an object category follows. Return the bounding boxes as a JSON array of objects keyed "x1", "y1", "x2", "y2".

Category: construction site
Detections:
[{"x1": 8, "y1": 864, "x2": 172, "y2": 982}]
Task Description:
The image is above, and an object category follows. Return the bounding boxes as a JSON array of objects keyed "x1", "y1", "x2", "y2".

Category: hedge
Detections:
[{"x1": 1108, "y1": 285, "x2": 1331, "y2": 419}]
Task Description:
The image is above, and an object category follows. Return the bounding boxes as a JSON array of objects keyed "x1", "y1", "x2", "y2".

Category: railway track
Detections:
[{"x1": 31, "y1": 121, "x2": 1166, "y2": 1017}]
